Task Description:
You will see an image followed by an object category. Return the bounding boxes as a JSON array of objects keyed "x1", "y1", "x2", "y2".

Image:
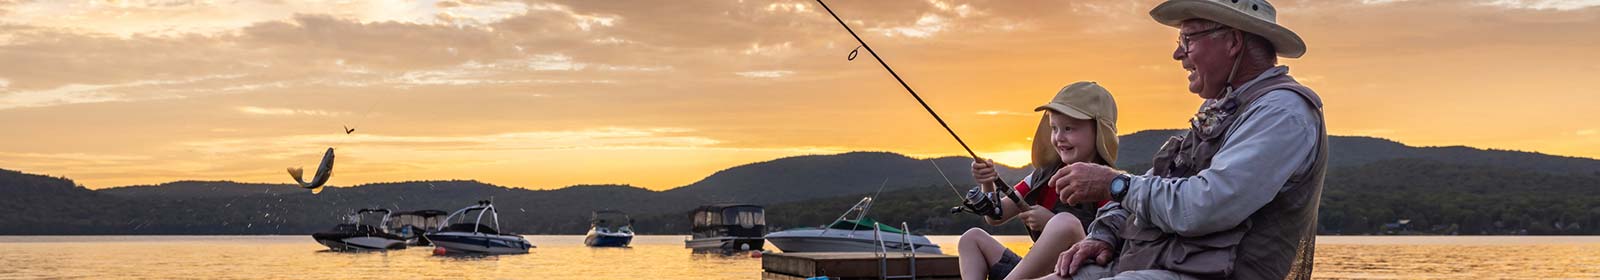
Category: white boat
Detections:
[
  {"x1": 685, "y1": 204, "x2": 766, "y2": 251},
  {"x1": 764, "y1": 197, "x2": 942, "y2": 254},
  {"x1": 424, "y1": 200, "x2": 533, "y2": 255},
  {"x1": 584, "y1": 210, "x2": 634, "y2": 247},
  {"x1": 311, "y1": 208, "x2": 407, "y2": 251}
]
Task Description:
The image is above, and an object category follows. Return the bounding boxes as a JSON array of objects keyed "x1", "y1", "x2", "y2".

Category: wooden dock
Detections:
[{"x1": 762, "y1": 252, "x2": 960, "y2": 280}]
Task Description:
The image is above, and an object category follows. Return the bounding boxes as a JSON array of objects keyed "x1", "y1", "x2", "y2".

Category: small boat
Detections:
[
  {"x1": 386, "y1": 209, "x2": 447, "y2": 246},
  {"x1": 685, "y1": 204, "x2": 766, "y2": 251},
  {"x1": 584, "y1": 210, "x2": 635, "y2": 247},
  {"x1": 764, "y1": 197, "x2": 942, "y2": 254},
  {"x1": 311, "y1": 208, "x2": 408, "y2": 251},
  {"x1": 424, "y1": 200, "x2": 533, "y2": 255}
]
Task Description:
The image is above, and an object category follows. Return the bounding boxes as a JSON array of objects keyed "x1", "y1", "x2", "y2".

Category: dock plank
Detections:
[{"x1": 762, "y1": 252, "x2": 961, "y2": 280}]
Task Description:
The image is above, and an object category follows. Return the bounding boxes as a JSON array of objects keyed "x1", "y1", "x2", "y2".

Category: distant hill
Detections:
[
  {"x1": 661, "y1": 152, "x2": 1028, "y2": 205},
  {"x1": 2, "y1": 129, "x2": 1598, "y2": 235},
  {"x1": 1119, "y1": 129, "x2": 1600, "y2": 174},
  {"x1": 100, "y1": 181, "x2": 303, "y2": 199}
]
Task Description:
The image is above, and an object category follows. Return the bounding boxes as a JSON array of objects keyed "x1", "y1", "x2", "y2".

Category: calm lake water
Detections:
[{"x1": 1, "y1": 235, "x2": 1597, "y2": 279}]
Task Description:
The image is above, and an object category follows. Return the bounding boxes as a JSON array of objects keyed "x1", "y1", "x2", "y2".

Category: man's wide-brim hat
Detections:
[
  {"x1": 1150, "y1": 0, "x2": 1306, "y2": 58},
  {"x1": 1031, "y1": 81, "x2": 1118, "y2": 168}
]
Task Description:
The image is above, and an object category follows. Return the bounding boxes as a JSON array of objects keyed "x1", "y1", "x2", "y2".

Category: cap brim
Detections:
[
  {"x1": 1149, "y1": 0, "x2": 1306, "y2": 58},
  {"x1": 1035, "y1": 103, "x2": 1093, "y2": 120}
]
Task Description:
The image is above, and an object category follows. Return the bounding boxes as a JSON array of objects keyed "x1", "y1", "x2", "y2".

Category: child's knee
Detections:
[
  {"x1": 960, "y1": 227, "x2": 990, "y2": 242},
  {"x1": 1045, "y1": 214, "x2": 1085, "y2": 236}
]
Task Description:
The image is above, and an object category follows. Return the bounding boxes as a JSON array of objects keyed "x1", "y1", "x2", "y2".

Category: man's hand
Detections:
[
  {"x1": 971, "y1": 159, "x2": 999, "y2": 190},
  {"x1": 1018, "y1": 205, "x2": 1051, "y2": 231},
  {"x1": 1055, "y1": 239, "x2": 1114, "y2": 277},
  {"x1": 1052, "y1": 162, "x2": 1120, "y2": 205}
]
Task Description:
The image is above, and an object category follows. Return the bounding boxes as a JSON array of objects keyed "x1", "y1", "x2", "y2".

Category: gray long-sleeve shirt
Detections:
[{"x1": 1086, "y1": 68, "x2": 1321, "y2": 245}]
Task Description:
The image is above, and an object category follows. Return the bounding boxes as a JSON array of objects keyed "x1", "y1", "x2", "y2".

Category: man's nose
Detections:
[{"x1": 1173, "y1": 44, "x2": 1186, "y2": 61}]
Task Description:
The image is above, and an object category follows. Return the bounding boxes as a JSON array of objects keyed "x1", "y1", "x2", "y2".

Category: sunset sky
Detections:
[{"x1": 1, "y1": 0, "x2": 1596, "y2": 190}]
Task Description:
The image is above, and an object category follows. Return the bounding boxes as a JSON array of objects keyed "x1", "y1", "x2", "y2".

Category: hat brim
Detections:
[
  {"x1": 1035, "y1": 103, "x2": 1093, "y2": 121},
  {"x1": 1150, "y1": 0, "x2": 1306, "y2": 58}
]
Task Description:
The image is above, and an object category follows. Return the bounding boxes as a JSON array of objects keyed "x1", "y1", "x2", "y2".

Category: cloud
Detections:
[
  {"x1": 0, "y1": 0, "x2": 534, "y2": 37},
  {"x1": 734, "y1": 70, "x2": 795, "y2": 78},
  {"x1": 976, "y1": 110, "x2": 1031, "y2": 116},
  {"x1": 185, "y1": 127, "x2": 723, "y2": 154},
  {"x1": 0, "y1": 74, "x2": 245, "y2": 110},
  {"x1": 1482, "y1": 0, "x2": 1600, "y2": 10},
  {"x1": 1578, "y1": 129, "x2": 1597, "y2": 136},
  {"x1": 870, "y1": 13, "x2": 949, "y2": 38},
  {"x1": 526, "y1": 2, "x2": 621, "y2": 31},
  {"x1": 742, "y1": 41, "x2": 794, "y2": 56},
  {"x1": 236, "y1": 106, "x2": 346, "y2": 117}
]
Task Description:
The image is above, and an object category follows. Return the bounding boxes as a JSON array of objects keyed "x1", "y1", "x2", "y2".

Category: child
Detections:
[{"x1": 958, "y1": 81, "x2": 1120, "y2": 280}]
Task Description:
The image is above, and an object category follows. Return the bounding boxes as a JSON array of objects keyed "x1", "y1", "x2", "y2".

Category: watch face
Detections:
[{"x1": 1112, "y1": 176, "x2": 1128, "y2": 194}]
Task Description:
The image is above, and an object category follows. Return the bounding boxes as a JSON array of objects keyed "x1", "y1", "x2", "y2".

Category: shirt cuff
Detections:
[{"x1": 1124, "y1": 174, "x2": 1155, "y2": 228}]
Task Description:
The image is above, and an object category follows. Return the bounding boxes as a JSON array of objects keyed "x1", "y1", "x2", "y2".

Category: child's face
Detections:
[{"x1": 1046, "y1": 111, "x2": 1100, "y2": 165}]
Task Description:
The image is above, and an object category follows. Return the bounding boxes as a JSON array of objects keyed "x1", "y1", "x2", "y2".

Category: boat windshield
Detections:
[{"x1": 826, "y1": 217, "x2": 905, "y2": 234}]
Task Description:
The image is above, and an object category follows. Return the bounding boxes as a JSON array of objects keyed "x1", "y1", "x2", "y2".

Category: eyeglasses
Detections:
[{"x1": 1176, "y1": 26, "x2": 1232, "y2": 55}]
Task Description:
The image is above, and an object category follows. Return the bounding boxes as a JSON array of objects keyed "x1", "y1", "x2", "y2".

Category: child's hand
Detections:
[
  {"x1": 1019, "y1": 206, "x2": 1051, "y2": 231},
  {"x1": 971, "y1": 159, "x2": 999, "y2": 186}
]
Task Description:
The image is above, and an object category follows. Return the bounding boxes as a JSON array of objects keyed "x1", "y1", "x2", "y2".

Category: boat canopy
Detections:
[
  {"x1": 691, "y1": 204, "x2": 765, "y2": 228},
  {"x1": 387, "y1": 209, "x2": 447, "y2": 232}
]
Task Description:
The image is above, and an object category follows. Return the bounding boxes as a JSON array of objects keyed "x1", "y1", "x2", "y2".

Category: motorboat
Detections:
[
  {"x1": 684, "y1": 204, "x2": 766, "y2": 251},
  {"x1": 584, "y1": 210, "x2": 634, "y2": 247},
  {"x1": 424, "y1": 200, "x2": 533, "y2": 254},
  {"x1": 311, "y1": 208, "x2": 408, "y2": 251},
  {"x1": 386, "y1": 209, "x2": 447, "y2": 246},
  {"x1": 764, "y1": 197, "x2": 942, "y2": 254}
]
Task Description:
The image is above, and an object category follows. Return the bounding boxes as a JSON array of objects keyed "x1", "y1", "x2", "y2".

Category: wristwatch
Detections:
[{"x1": 1110, "y1": 174, "x2": 1131, "y2": 202}]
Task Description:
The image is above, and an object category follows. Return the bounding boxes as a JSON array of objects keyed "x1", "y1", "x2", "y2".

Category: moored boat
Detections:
[
  {"x1": 685, "y1": 204, "x2": 766, "y2": 251},
  {"x1": 764, "y1": 197, "x2": 941, "y2": 254},
  {"x1": 424, "y1": 200, "x2": 533, "y2": 255},
  {"x1": 584, "y1": 210, "x2": 634, "y2": 247},
  {"x1": 311, "y1": 208, "x2": 408, "y2": 251}
]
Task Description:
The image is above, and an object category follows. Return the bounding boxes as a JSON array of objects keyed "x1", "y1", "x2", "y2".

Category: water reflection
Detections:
[{"x1": 0, "y1": 235, "x2": 1596, "y2": 279}]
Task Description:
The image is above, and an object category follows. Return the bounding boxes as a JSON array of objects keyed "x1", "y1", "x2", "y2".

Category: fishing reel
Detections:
[{"x1": 949, "y1": 186, "x2": 1004, "y2": 220}]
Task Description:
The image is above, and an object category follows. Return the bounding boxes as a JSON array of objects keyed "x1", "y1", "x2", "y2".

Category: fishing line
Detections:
[
  {"x1": 817, "y1": 0, "x2": 1041, "y2": 240},
  {"x1": 814, "y1": 0, "x2": 985, "y2": 162},
  {"x1": 927, "y1": 159, "x2": 966, "y2": 199}
]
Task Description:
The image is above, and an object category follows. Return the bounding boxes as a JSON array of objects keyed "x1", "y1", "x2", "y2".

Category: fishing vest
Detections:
[
  {"x1": 1113, "y1": 68, "x2": 1327, "y2": 280},
  {"x1": 1025, "y1": 163, "x2": 1102, "y2": 231}
]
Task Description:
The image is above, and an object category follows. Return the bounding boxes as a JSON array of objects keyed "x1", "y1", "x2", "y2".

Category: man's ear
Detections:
[{"x1": 1228, "y1": 30, "x2": 1245, "y2": 57}]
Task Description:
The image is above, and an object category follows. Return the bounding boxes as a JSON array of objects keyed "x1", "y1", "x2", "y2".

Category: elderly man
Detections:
[{"x1": 1041, "y1": 0, "x2": 1327, "y2": 279}]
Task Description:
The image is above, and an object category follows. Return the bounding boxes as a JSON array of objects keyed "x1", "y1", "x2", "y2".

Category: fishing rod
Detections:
[{"x1": 815, "y1": 0, "x2": 1041, "y2": 240}]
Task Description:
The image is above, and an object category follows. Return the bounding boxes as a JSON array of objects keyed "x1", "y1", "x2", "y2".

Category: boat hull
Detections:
[
  {"x1": 765, "y1": 229, "x2": 942, "y2": 254},
  {"x1": 311, "y1": 235, "x2": 407, "y2": 251},
  {"x1": 685, "y1": 236, "x2": 765, "y2": 251},
  {"x1": 584, "y1": 232, "x2": 633, "y2": 247},
  {"x1": 425, "y1": 232, "x2": 532, "y2": 255}
]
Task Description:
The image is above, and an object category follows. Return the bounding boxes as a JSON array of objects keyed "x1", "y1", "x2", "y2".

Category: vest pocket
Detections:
[{"x1": 1165, "y1": 227, "x2": 1246, "y2": 278}]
